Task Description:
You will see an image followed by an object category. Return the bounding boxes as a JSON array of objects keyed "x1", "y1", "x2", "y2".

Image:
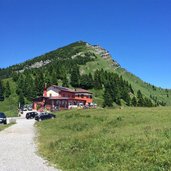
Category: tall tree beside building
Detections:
[
  {"x1": 35, "y1": 72, "x2": 44, "y2": 96},
  {"x1": 110, "y1": 81, "x2": 121, "y2": 104},
  {"x1": 0, "y1": 79, "x2": 4, "y2": 101},
  {"x1": 62, "y1": 75, "x2": 69, "y2": 87},
  {"x1": 103, "y1": 88, "x2": 113, "y2": 107},
  {"x1": 70, "y1": 65, "x2": 80, "y2": 87},
  {"x1": 51, "y1": 70, "x2": 58, "y2": 85},
  {"x1": 80, "y1": 73, "x2": 94, "y2": 89},
  {"x1": 18, "y1": 91, "x2": 25, "y2": 108},
  {"x1": 24, "y1": 74, "x2": 36, "y2": 100},
  {"x1": 94, "y1": 70, "x2": 102, "y2": 89},
  {"x1": 88, "y1": 73, "x2": 94, "y2": 89},
  {"x1": 44, "y1": 72, "x2": 52, "y2": 88},
  {"x1": 4, "y1": 81, "x2": 11, "y2": 98},
  {"x1": 16, "y1": 74, "x2": 25, "y2": 95}
]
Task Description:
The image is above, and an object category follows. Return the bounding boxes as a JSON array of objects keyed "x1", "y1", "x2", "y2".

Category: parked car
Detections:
[
  {"x1": 0, "y1": 112, "x2": 7, "y2": 124},
  {"x1": 18, "y1": 108, "x2": 37, "y2": 118},
  {"x1": 35, "y1": 112, "x2": 56, "y2": 121},
  {"x1": 26, "y1": 111, "x2": 39, "y2": 119}
]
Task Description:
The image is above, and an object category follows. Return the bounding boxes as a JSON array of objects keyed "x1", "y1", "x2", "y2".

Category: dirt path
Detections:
[{"x1": 0, "y1": 118, "x2": 59, "y2": 171}]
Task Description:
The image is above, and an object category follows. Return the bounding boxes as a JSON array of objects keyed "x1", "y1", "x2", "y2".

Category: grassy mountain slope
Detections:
[
  {"x1": 79, "y1": 44, "x2": 171, "y2": 105},
  {"x1": 0, "y1": 78, "x2": 18, "y2": 116},
  {"x1": 0, "y1": 41, "x2": 171, "y2": 116},
  {"x1": 116, "y1": 68, "x2": 171, "y2": 105},
  {"x1": 83, "y1": 60, "x2": 171, "y2": 105}
]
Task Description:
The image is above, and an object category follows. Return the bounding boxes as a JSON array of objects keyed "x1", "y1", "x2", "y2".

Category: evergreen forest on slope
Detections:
[{"x1": 0, "y1": 41, "x2": 171, "y2": 116}]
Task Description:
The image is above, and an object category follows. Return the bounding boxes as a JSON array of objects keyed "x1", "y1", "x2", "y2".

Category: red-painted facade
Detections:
[{"x1": 33, "y1": 85, "x2": 93, "y2": 111}]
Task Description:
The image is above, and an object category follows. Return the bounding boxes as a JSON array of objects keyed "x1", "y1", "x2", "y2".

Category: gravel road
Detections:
[{"x1": 0, "y1": 118, "x2": 59, "y2": 171}]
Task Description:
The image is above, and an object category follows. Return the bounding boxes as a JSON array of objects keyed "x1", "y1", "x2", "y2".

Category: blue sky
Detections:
[{"x1": 0, "y1": 0, "x2": 171, "y2": 88}]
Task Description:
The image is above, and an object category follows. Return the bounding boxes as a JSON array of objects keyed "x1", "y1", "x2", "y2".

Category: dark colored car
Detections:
[
  {"x1": 35, "y1": 112, "x2": 56, "y2": 121},
  {"x1": 0, "y1": 112, "x2": 7, "y2": 124},
  {"x1": 26, "y1": 112, "x2": 39, "y2": 119}
]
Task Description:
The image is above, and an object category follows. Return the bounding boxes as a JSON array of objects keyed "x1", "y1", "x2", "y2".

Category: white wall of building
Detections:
[{"x1": 47, "y1": 86, "x2": 60, "y2": 97}]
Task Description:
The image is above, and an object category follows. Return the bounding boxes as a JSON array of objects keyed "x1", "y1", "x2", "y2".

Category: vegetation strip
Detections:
[
  {"x1": 0, "y1": 123, "x2": 13, "y2": 131},
  {"x1": 37, "y1": 107, "x2": 171, "y2": 171}
]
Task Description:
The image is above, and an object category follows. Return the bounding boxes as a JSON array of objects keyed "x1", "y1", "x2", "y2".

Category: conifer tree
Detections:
[
  {"x1": 18, "y1": 91, "x2": 25, "y2": 108},
  {"x1": 88, "y1": 73, "x2": 94, "y2": 88},
  {"x1": 80, "y1": 73, "x2": 94, "y2": 89},
  {"x1": 0, "y1": 79, "x2": 4, "y2": 101},
  {"x1": 129, "y1": 84, "x2": 134, "y2": 94},
  {"x1": 103, "y1": 89, "x2": 113, "y2": 107},
  {"x1": 70, "y1": 65, "x2": 80, "y2": 87},
  {"x1": 12, "y1": 72, "x2": 19, "y2": 82},
  {"x1": 94, "y1": 70, "x2": 102, "y2": 89},
  {"x1": 124, "y1": 93, "x2": 131, "y2": 106},
  {"x1": 44, "y1": 73, "x2": 52, "y2": 87},
  {"x1": 137, "y1": 90, "x2": 144, "y2": 106},
  {"x1": 131, "y1": 97, "x2": 137, "y2": 106},
  {"x1": 62, "y1": 75, "x2": 69, "y2": 87},
  {"x1": 5, "y1": 81, "x2": 11, "y2": 98},
  {"x1": 35, "y1": 72, "x2": 44, "y2": 96},
  {"x1": 144, "y1": 97, "x2": 153, "y2": 107},
  {"x1": 24, "y1": 74, "x2": 36, "y2": 99},
  {"x1": 51, "y1": 70, "x2": 58, "y2": 85},
  {"x1": 16, "y1": 74, "x2": 25, "y2": 95},
  {"x1": 110, "y1": 82, "x2": 120, "y2": 104}
]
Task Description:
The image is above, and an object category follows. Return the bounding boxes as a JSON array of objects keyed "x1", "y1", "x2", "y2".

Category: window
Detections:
[
  {"x1": 56, "y1": 100, "x2": 59, "y2": 105},
  {"x1": 62, "y1": 100, "x2": 65, "y2": 105}
]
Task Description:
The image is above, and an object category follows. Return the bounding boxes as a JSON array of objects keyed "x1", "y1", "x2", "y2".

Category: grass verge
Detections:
[
  {"x1": 36, "y1": 107, "x2": 171, "y2": 171},
  {"x1": 0, "y1": 123, "x2": 13, "y2": 131}
]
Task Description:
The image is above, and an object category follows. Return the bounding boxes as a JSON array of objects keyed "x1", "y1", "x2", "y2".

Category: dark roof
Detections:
[
  {"x1": 75, "y1": 88, "x2": 92, "y2": 94},
  {"x1": 48, "y1": 85, "x2": 92, "y2": 94},
  {"x1": 32, "y1": 96, "x2": 49, "y2": 100},
  {"x1": 50, "y1": 85, "x2": 75, "y2": 92}
]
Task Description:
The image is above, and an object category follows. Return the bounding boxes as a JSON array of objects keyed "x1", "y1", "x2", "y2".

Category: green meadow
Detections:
[{"x1": 36, "y1": 107, "x2": 171, "y2": 171}]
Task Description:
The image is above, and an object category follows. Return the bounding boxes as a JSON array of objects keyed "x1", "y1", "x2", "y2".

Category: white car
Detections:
[
  {"x1": 18, "y1": 108, "x2": 37, "y2": 118},
  {"x1": 68, "y1": 105, "x2": 78, "y2": 109}
]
